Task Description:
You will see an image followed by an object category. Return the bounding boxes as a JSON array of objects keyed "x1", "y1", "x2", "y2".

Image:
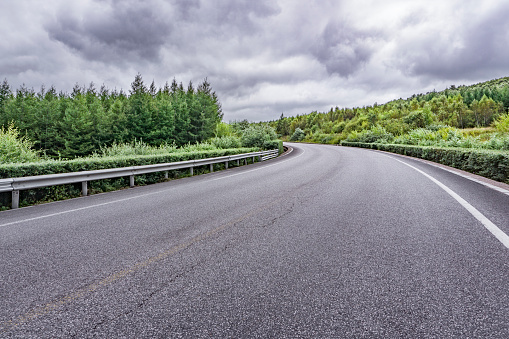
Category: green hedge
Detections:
[
  {"x1": 263, "y1": 139, "x2": 284, "y2": 154},
  {"x1": 341, "y1": 141, "x2": 509, "y2": 184},
  {"x1": 0, "y1": 148, "x2": 257, "y2": 209}
]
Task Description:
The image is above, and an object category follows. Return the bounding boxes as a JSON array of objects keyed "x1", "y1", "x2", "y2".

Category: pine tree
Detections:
[
  {"x1": 61, "y1": 94, "x2": 95, "y2": 158},
  {"x1": 0, "y1": 79, "x2": 12, "y2": 126},
  {"x1": 127, "y1": 73, "x2": 153, "y2": 143}
]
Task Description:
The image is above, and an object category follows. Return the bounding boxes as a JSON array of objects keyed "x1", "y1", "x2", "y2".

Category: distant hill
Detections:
[{"x1": 270, "y1": 76, "x2": 509, "y2": 142}]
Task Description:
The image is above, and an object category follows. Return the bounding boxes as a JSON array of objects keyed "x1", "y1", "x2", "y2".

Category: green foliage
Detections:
[
  {"x1": 229, "y1": 119, "x2": 250, "y2": 135},
  {"x1": 276, "y1": 113, "x2": 291, "y2": 136},
  {"x1": 209, "y1": 136, "x2": 242, "y2": 149},
  {"x1": 346, "y1": 125, "x2": 394, "y2": 144},
  {"x1": 98, "y1": 137, "x2": 247, "y2": 157},
  {"x1": 240, "y1": 124, "x2": 278, "y2": 149},
  {"x1": 0, "y1": 75, "x2": 224, "y2": 159},
  {"x1": 341, "y1": 141, "x2": 509, "y2": 184},
  {"x1": 214, "y1": 122, "x2": 234, "y2": 137},
  {"x1": 266, "y1": 76, "x2": 509, "y2": 145},
  {"x1": 0, "y1": 147, "x2": 257, "y2": 208},
  {"x1": 494, "y1": 113, "x2": 509, "y2": 132},
  {"x1": 388, "y1": 126, "x2": 509, "y2": 150},
  {"x1": 262, "y1": 139, "x2": 283, "y2": 154},
  {"x1": 98, "y1": 139, "x2": 177, "y2": 157},
  {"x1": 0, "y1": 123, "x2": 40, "y2": 163},
  {"x1": 290, "y1": 127, "x2": 305, "y2": 141},
  {"x1": 403, "y1": 106, "x2": 436, "y2": 128}
]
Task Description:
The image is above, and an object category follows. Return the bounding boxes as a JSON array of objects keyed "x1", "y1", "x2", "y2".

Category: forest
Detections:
[
  {"x1": 0, "y1": 74, "x2": 223, "y2": 159},
  {"x1": 271, "y1": 77, "x2": 509, "y2": 149}
]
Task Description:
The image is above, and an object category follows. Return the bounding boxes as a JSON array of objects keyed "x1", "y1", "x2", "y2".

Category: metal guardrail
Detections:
[{"x1": 0, "y1": 149, "x2": 279, "y2": 209}]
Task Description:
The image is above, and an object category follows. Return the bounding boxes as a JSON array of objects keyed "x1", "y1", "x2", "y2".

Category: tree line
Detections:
[
  {"x1": 0, "y1": 74, "x2": 223, "y2": 158},
  {"x1": 272, "y1": 77, "x2": 509, "y2": 141}
]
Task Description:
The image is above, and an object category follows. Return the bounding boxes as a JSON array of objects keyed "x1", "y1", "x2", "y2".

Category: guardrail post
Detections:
[
  {"x1": 164, "y1": 171, "x2": 169, "y2": 179},
  {"x1": 190, "y1": 167, "x2": 194, "y2": 176},
  {"x1": 237, "y1": 159, "x2": 240, "y2": 166},
  {"x1": 12, "y1": 190, "x2": 19, "y2": 209},
  {"x1": 210, "y1": 164, "x2": 214, "y2": 172},
  {"x1": 225, "y1": 161, "x2": 228, "y2": 169},
  {"x1": 252, "y1": 156, "x2": 255, "y2": 163},
  {"x1": 82, "y1": 181, "x2": 88, "y2": 196},
  {"x1": 129, "y1": 175, "x2": 135, "y2": 187}
]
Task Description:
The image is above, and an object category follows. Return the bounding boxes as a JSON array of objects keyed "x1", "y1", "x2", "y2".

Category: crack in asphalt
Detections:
[
  {"x1": 80, "y1": 200, "x2": 302, "y2": 336},
  {"x1": 0, "y1": 196, "x2": 286, "y2": 335}
]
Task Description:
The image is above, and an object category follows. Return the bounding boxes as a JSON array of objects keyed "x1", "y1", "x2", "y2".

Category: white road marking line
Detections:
[
  {"x1": 210, "y1": 147, "x2": 304, "y2": 181},
  {"x1": 0, "y1": 148, "x2": 304, "y2": 228},
  {"x1": 383, "y1": 150, "x2": 509, "y2": 196},
  {"x1": 389, "y1": 156, "x2": 509, "y2": 249},
  {"x1": 0, "y1": 191, "x2": 165, "y2": 228}
]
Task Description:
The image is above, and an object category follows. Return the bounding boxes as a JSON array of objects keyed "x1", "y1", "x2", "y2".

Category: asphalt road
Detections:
[{"x1": 1, "y1": 143, "x2": 509, "y2": 338}]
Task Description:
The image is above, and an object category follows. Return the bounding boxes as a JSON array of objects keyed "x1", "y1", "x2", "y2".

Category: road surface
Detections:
[{"x1": 1, "y1": 143, "x2": 509, "y2": 338}]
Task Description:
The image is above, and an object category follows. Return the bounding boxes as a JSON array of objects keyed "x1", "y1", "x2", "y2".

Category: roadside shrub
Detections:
[
  {"x1": 241, "y1": 124, "x2": 278, "y2": 149},
  {"x1": 263, "y1": 139, "x2": 284, "y2": 153},
  {"x1": 332, "y1": 121, "x2": 346, "y2": 134},
  {"x1": 482, "y1": 134, "x2": 509, "y2": 151},
  {"x1": 209, "y1": 136, "x2": 242, "y2": 149},
  {"x1": 290, "y1": 128, "x2": 306, "y2": 141},
  {"x1": 380, "y1": 119, "x2": 411, "y2": 136},
  {"x1": 403, "y1": 107, "x2": 436, "y2": 128},
  {"x1": 99, "y1": 139, "x2": 177, "y2": 157},
  {"x1": 341, "y1": 141, "x2": 509, "y2": 184},
  {"x1": 342, "y1": 116, "x2": 367, "y2": 134},
  {"x1": 179, "y1": 142, "x2": 217, "y2": 152},
  {"x1": 0, "y1": 123, "x2": 40, "y2": 164},
  {"x1": 494, "y1": 113, "x2": 509, "y2": 132},
  {"x1": 394, "y1": 128, "x2": 436, "y2": 145},
  {"x1": 0, "y1": 147, "x2": 258, "y2": 209},
  {"x1": 426, "y1": 124, "x2": 450, "y2": 132},
  {"x1": 0, "y1": 148, "x2": 257, "y2": 179},
  {"x1": 346, "y1": 125, "x2": 393, "y2": 144},
  {"x1": 214, "y1": 122, "x2": 235, "y2": 137}
]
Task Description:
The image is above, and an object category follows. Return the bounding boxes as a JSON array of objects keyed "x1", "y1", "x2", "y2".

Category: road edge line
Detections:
[{"x1": 388, "y1": 155, "x2": 509, "y2": 249}]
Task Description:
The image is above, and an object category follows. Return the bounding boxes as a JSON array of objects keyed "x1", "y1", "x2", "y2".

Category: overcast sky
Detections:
[{"x1": 1, "y1": 0, "x2": 508, "y2": 122}]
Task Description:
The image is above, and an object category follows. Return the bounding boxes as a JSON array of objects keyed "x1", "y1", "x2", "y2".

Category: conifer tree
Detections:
[{"x1": 127, "y1": 73, "x2": 153, "y2": 143}]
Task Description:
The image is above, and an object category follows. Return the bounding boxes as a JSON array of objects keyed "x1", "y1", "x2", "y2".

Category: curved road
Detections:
[{"x1": 1, "y1": 143, "x2": 509, "y2": 338}]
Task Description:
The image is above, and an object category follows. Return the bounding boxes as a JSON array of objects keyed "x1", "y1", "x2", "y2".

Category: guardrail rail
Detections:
[{"x1": 0, "y1": 149, "x2": 279, "y2": 209}]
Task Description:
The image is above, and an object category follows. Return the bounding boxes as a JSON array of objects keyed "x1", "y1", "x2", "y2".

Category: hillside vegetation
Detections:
[{"x1": 271, "y1": 77, "x2": 509, "y2": 149}]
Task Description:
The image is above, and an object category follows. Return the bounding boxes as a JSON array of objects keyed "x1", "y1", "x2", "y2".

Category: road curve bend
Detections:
[{"x1": 1, "y1": 142, "x2": 509, "y2": 338}]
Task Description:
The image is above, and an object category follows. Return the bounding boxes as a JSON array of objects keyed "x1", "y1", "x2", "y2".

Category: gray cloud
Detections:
[
  {"x1": 210, "y1": 0, "x2": 280, "y2": 32},
  {"x1": 1, "y1": 0, "x2": 508, "y2": 122},
  {"x1": 312, "y1": 21, "x2": 380, "y2": 77},
  {"x1": 46, "y1": 1, "x2": 173, "y2": 64},
  {"x1": 395, "y1": 3, "x2": 509, "y2": 80},
  {"x1": 0, "y1": 56, "x2": 40, "y2": 76}
]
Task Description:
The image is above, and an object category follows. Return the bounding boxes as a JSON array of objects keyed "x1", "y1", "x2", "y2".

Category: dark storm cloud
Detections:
[
  {"x1": 2, "y1": 0, "x2": 508, "y2": 121},
  {"x1": 312, "y1": 21, "x2": 379, "y2": 77},
  {"x1": 210, "y1": 0, "x2": 281, "y2": 33},
  {"x1": 0, "y1": 56, "x2": 40, "y2": 76},
  {"x1": 397, "y1": 3, "x2": 509, "y2": 80},
  {"x1": 46, "y1": 1, "x2": 173, "y2": 64},
  {"x1": 44, "y1": 0, "x2": 280, "y2": 66}
]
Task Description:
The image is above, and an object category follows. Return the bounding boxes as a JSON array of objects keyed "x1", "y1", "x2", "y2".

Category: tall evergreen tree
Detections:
[
  {"x1": 0, "y1": 79, "x2": 12, "y2": 124},
  {"x1": 61, "y1": 94, "x2": 95, "y2": 158},
  {"x1": 127, "y1": 73, "x2": 153, "y2": 143}
]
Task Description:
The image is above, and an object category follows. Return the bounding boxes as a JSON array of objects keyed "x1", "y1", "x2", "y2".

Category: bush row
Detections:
[
  {"x1": 0, "y1": 148, "x2": 257, "y2": 179},
  {"x1": 341, "y1": 141, "x2": 509, "y2": 184},
  {"x1": 0, "y1": 148, "x2": 257, "y2": 209}
]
